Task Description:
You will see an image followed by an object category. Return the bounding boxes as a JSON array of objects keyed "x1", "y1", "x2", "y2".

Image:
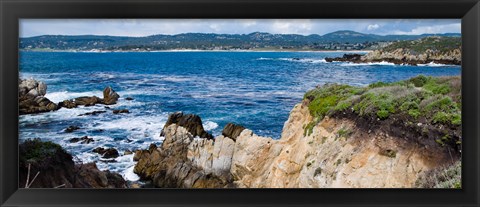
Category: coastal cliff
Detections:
[
  {"x1": 134, "y1": 75, "x2": 461, "y2": 188},
  {"x1": 326, "y1": 36, "x2": 461, "y2": 65}
]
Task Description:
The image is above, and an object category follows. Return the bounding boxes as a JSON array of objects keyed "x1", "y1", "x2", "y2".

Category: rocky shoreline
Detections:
[
  {"x1": 19, "y1": 78, "x2": 120, "y2": 115},
  {"x1": 325, "y1": 37, "x2": 461, "y2": 66},
  {"x1": 19, "y1": 76, "x2": 462, "y2": 188}
]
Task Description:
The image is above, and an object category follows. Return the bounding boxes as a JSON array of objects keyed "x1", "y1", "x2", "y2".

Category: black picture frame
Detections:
[{"x1": 1, "y1": 0, "x2": 479, "y2": 206}]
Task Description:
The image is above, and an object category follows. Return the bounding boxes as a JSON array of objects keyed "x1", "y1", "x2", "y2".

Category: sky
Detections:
[{"x1": 19, "y1": 19, "x2": 461, "y2": 38}]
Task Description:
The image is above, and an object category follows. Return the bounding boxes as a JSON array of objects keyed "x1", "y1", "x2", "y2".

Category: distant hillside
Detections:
[{"x1": 20, "y1": 30, "x2": 460, "y2": 51}]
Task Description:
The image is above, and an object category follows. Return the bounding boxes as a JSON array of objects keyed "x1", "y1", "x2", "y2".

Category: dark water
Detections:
[{"x1": 19, "y1": 51, "x2": 461, "y2": 180}]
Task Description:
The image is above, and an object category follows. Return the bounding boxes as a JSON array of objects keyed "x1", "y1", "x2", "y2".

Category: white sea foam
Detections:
[
  {"x1": 340, "y1": 61, "x2": 396, "y2": 66},
  {"x1": 417, "y1": 62, "x2": 452, "y2": 67},
  {"x1": 162, "y1": 76, "x2": 192, "y2": 82},
  {"x1": 257, "y1": 57, "x2": 326, "y2": 64},
  {"x1": 45, "y1": 90, "x2": 103, "y2": 103},
  {"x1": 123, "y1": 165, "x2": 140, "y2": 181},
  {"x1": 203, "y1": 121, "x2": 219, "y2": 131}
]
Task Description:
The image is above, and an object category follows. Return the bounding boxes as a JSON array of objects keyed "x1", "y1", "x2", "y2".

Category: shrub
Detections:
[{"x1": 408, "y1": 75, "x2": 428, "y2": 87}]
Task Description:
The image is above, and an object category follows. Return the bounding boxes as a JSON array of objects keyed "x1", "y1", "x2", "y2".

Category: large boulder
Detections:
[
  {"x1": 221, "y1": 123, "x2": 246, "y2": 141},
  {"x1": 19, "y1": 79, "x2": 58, "y2": 115},
  {"x1": 19, "y1": 139, "x2": 126, "y2": 188},
  {"x1": 102, "y1": 86, "x2": 120, "y2": 105},
  {"x1": 160, "y1": 112, "x2": 213, "y2": 139}
]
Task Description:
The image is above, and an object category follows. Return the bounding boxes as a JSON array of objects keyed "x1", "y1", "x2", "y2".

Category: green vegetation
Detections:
[
  {"x1": 415, "y1": 161, "x2": 461, "y2": 188},
  {"x1": 303, "y1": 75, "x2": 461, "y2": 129},
  {"x1": 382, "y1": 36, "x2": 461, "y2": 54},
  {"x1": 379, "y1": 149, "x2": 397, "y2": 158},
  {"x1": 337, "y1": 127, "x2": 353, "y2": 139},
  {"x1": 19, "y1": 138, "x2": 67, "y2": 165}
]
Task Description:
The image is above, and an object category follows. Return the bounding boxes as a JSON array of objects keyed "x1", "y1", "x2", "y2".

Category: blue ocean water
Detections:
[{"x1": 19, "y1": 51, "x2": 461, "y2": 181}]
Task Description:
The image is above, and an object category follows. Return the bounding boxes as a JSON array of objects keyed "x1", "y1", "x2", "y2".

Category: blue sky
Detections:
[{"x1": 20, "y1": 19, "x2": 461, "y2": 37}]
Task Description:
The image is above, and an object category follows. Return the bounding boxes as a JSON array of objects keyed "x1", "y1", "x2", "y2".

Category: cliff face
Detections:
[{"x1": 135, "y1": 100, "x2": 457, "y2": 188}]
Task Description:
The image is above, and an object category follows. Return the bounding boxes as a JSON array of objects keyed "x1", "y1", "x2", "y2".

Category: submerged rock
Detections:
[
  {"x1": 93, "y1": 147, "x2": 119, "y2": 159},
  {"x1": 78, "y1": 110, "x2": 107, "y2": 116},
  {"x1": 160, "y1": 112, "x2": 213, "y2": 139},
  {"x1": 64, "y1": 125, "x2": 80, "y2": 133},
  {"x1": 113, "y1": 109, "x2": 130, "y2": 114},
  {"x1": 19, "y1": 139, "x2": 126, "y2": 188},
  {"x1": 69, "y1": 136, "x2": 94, "y2": 144},
  {"x1": 19, "y1": 79, "x2": 58, "y2": 115}
]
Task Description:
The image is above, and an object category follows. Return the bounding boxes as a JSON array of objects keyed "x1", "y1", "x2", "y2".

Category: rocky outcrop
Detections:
[
  {"x1": 135, "y1": 101, "x2": 459, "y2": 188},
  {"x1": 326, "y1": 37, "x2": 461, "y2": 66},
  {"x1": 221, "y1": 123, "x2": 246, "y2": 141},
  {"x1": 134, "y1": 126, "x2": 232, "y2": 188},
  {"x1": 361, "y1": 48, "x2": 461, "y2": 65},
  {"x1": 19, "y1": 78, "x2": 58, "y2": 115},
  {"x1": 325, "y1": 54, "x2": 363, "y2": 63},
  {"x1": 19, "y1": 139, "x2": 126, "y2": 188},
  {"x1": 59, "y1": 86, "x2": 120, "y2": 108},
  {"x1": 19, "y1": 78, "x2": 122, "y2": 115},
  {"x1": 160, "y1": 112, "x2": 214, "y2": 139},
  {"x1": 102, "y1": 86, "x2": 120, "y2": 105}
]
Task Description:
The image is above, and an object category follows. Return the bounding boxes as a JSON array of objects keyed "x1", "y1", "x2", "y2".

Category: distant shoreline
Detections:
[{"x1": 20, "y1": 49, "x2": 373, "y2": 53}]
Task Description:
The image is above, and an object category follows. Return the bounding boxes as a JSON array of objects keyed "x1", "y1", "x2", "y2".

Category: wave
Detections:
[
  {"x1": 45, "y1": 90, "x2": 103, "y2": 103},
  {"x1": 257, "y1": 57, "x2": 327, "y2": 64},
  {"x1": 340, "y1": 61, "x2": 396, "y2": 66},
  {"x1": 417, "y1": 62, "x2": 454, "y2": 67},
  {"x1": 203, "y1": 121, "x2": 219, "y2": 131}
]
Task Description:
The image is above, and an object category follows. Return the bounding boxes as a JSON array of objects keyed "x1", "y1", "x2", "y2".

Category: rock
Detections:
[
  {"x1": 160, "y1": 112, "x2": 213, "y2": 139},
  {"x1": 125, "y1": 97, "x2": 134, "y2": 101},
  {"x1": 64, "y1": 125, "x2": 80, "y2": 133},
  {"x1": 103, "y1": 86, "x2": 120, "y2": 105},
  {"x1": 92, "y1": 147, "x2": 119, "y2": 159},
  {"x1": 113, "y1": 109, "x2": 130, "y2": 114},
  {"x1": 74, "y1": 96, "x2": 102, "y2": 106},
  {"x1": 325, "y1": 53, "x2": 364, "y2": 62},
  {"x1": 58, "y1": 100, "x2": 77, "y2": 109},
  {"x1": 78, "y1": 110, "x2": 107, "y2": 116},
  {"x1": 69, "y1": 136, "x2": 94, "y2": 144},
  {"x1": 221, "y1": 123, "x2": 246, "y2": 141},
  {"x1": 134, "y1": 124, "x2": 231, "y2": 188},
  {"x1": 19, "y1": 79, "x2": 58, "y2": 115},
  {"x1": 124, "y1": 150, "x2": 133, "y2": 155},
  {"x1": 19, "y1": 139, "x2": 126, "y2": 188}
]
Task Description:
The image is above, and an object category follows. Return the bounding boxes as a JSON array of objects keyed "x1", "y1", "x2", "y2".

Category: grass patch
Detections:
[{"x1": 337, "y1": 127, "x2": 353, "y2": 139}]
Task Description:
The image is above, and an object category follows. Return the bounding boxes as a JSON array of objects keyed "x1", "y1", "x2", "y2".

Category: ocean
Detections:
[{"x1": 19, "y1": 51, "x2": 461, "y2": 182}]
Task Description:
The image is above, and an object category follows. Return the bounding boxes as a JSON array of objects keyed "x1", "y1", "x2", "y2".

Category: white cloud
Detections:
[
  {"x1": 19, "y1": 19, "x2": 461, "y2": 37},
  {"x1": 270, "y1": 20, "x2": 312, "y2": 35},
  {"x1": 367, "y1": 24, "x2": 380, "y2": 30},
  {"x1": 391, "y1": 23, "x2": 461, "y2": 35}
]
